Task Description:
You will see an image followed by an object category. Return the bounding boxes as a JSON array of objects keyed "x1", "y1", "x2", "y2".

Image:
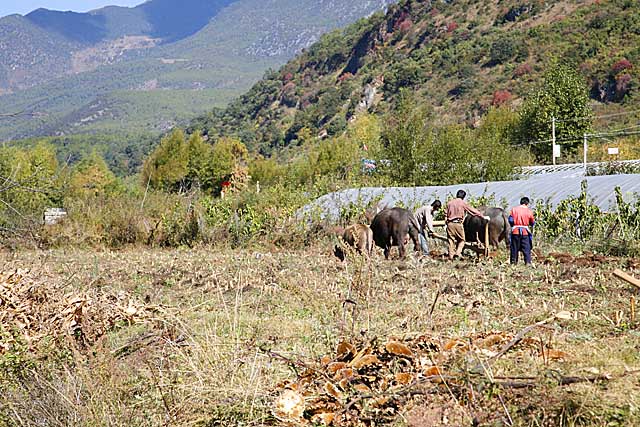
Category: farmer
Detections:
[
  {"x1": 509, "y1": 197, "x2": 536, "y2": 265},
  {"x1": 414, "y1": 200, "x2": 442, "y2": 256},
  {"x1": 445, "y1": 190, "x2": 484, "y2": 260}
]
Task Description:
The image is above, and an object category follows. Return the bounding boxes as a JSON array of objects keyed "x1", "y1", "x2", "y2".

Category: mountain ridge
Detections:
[
  {"x1": 0, "y1": 0, "x2": 396, "y2": 141},
  {"x1": 0, "y1": 0, "x2": 236, "y2": 92}
]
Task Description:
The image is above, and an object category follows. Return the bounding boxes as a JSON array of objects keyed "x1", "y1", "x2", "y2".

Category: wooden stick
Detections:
[
  {"x1": 484, "y1": 219, "x2": 490, "y2": 257},
  {"x1": 612, "y1": 269, "x2": 640, "y2": 290},
  {"x1": 431, "y1": 232, "x2": 447, "y2": 242},
  {"x1": 631, "y1": 296, "x2": 636, "y2": 323},
  {"x1": 429, "y1": 284, "x2": 441, "y2": 318},
  {"x1": 431, "y1": 232, "x2": 483, "y2": 254}
]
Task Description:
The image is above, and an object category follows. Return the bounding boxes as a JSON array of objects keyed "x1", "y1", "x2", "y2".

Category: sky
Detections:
[{"x1": 0, "y1": 1, "x2": 142, "y2": 18}]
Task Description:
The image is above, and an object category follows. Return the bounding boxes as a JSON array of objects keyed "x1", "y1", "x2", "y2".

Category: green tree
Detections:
[
  {"x1": 489, "y1": 36, "x2": 528, "y2": 65},
  {"x1": 186, "y1": 132, "x2": 214, "y2": 190},
  {"x1": 378, "y1": 102, "x2": 524, "y2": 186},
  {"x1": 422, "y1": 118, "x2": 523, "y2": 186},
  {"x1": 313, "y1": 135, "x2": 361, "y2": 181},
  {"x1": 347, "y1": 113, "x2": 382, "y2": 158},
  {"x1": 379, "y1": 92, "x2": 433, "y2": 185},
  {"x1": 519, "y1": 64, "x2": 593, "y2": 162},
  {"x1": 211, "y1": 137, "x2": 249, "y2": 191},
  {"x1": 422, "y1": 125, "x2": 475, "y2": 185},
  {"x1": 0, "y1": 143, "x2": 61, "y2": 229},
  {"x1": 67, "y1": 151, "x2": 121, "y2": 199},
  {"x1": 142, "y1": 129, "x2": 189, "y2": 191},
  {"x1": 475, "y1": 107, "x2": 528, "y2": 180},
  {"x1": 249, "y1": 156, "x2": 285, "y2": 185}
]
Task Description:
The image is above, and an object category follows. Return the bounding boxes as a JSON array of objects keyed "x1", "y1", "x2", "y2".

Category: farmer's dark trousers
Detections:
[{"x1": 510, "y1": 233, "x2": 532, "y2": 265}]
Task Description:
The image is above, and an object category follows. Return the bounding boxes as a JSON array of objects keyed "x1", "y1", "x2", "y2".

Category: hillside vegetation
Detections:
[
  {"x1": 0, "y1": 0, "x2": 395, "y2": 142},
  {"x1": 190, "y1": 0, "x2": 640, "y2": 156}
]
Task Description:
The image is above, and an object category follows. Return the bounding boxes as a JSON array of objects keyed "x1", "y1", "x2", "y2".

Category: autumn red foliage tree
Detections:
[
  {"x1": 492, "y1": 90, "x2": 512, "y2": 106},
  {"x1": 282, "y1": 72, "x2": 294, "y2": 82},
  {"x1": 611, "y1": 59, "x2": 633, "y2": 74}
]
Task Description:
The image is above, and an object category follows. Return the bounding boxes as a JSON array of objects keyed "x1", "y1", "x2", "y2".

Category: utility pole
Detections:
[
  {"x1": 551, "y1": 116, "x2": 557, "y2": 165},
  {"x1": 583, "y1": 133, "x2": 588, "y2": 176}
]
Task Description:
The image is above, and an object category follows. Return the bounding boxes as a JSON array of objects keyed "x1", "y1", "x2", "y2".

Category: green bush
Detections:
[
  {"x1": 533, "y1": 182, "x2": 640, "y2": 256},
  {"x1": 489, "y1": 36, "x2": 528, "y2": 65},
  {"x1": 0, "y1": 142, "x2": 63, "y2": 238},
  {"x1": 535, "y1": 181, "x2": 601, "y2": 243}
]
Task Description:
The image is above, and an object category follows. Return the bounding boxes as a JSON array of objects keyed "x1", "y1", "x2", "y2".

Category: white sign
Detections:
[
  {"x1": 553, "y1": 144, "x2": 561, "y2": 158},
  {"x1": 44, "y1": 208, "x2": 67, "y2": 225},
  {"x1": 608, "y1": 147, "x2": 619, "y2": 155}
]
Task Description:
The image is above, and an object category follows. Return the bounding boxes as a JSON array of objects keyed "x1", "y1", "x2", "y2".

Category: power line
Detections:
[
  {"x1": 589, "y1": 130, "x2": 640, "y2": 139},
  {"x1": 589, "y1": 122, "x2": 640, "y2": 137},
  {"x1": 527, "y1": 135, "x2": 583, "y2": 146},
  {"x1": 525, "y1": 122, "x2": 640, "y2": 146},
  {"x1": 555, "y1": 108, "x2": 640, "y2": 123}
]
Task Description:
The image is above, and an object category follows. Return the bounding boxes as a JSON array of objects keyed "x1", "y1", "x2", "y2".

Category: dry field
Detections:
[{"x1": 1, "y1": 243, "x2": 639, "y2": 426}]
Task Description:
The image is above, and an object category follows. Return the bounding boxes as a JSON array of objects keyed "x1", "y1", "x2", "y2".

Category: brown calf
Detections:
[{"x1": 334, "y1": 224, "x2": 374, "y2": 261}]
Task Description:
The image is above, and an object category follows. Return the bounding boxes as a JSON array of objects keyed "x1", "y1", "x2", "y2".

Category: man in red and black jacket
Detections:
[{"x1": 509, "y1": 197, "x2": 535, "y2": 265}]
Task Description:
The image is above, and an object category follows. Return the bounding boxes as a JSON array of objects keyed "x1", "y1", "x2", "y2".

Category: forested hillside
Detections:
[
  {"x1": 190, "y1": 0, "x2": 640, "y2": 156},
  {"x1": 0, "y1": 0, "x2": 395, "y2": 142}
]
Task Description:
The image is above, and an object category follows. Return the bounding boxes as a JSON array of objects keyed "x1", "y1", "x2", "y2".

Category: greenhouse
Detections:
[{"x1": 303, "y1": 171, "x2": 640, "y2": 221}]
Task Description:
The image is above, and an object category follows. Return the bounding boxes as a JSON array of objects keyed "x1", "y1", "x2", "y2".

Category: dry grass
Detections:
[{"x1": 0, "y1": 242, "x2": 639, "y2": 426}]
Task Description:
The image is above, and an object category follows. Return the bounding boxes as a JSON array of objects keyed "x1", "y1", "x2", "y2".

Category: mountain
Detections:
[
  {"x1": 0, "y1": 0, "x2": 235, "y2": 90},
  {"x1": 0, "y1": 0, "x2": 396, "y2": 141},
  {"x1": 188, "y1": 0, "x2": 640, "y2": 155}
]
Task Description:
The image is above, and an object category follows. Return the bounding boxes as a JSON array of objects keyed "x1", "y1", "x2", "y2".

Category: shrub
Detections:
[
  {"x1": 586, "y1": 161, "x2": 640, "y2": 176},
  {"x1": 611, "y1": 59, "x2": 633, "y2": 74},
  {"x1": 489, "y1": 36, "x2": 527, "y2": 65},
  {"x1": 534, "y1": 181, "x2": 601, "y2": 243},
  {"x1": 513, "y1": 63, "x2": 532, "y2": 78},
  {"x1": 491, "y1": 90, "x2": 512, "y2": 106}
]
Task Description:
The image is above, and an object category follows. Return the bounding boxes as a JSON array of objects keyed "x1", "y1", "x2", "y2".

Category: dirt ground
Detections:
[{"x1": 1, "y1": 244, "x2": 639, "y2": 426}]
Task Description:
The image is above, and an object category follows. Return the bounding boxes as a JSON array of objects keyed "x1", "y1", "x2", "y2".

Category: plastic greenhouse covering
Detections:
[{"x1": 302, "y1": 171, "x2": 640, "y2": 221}]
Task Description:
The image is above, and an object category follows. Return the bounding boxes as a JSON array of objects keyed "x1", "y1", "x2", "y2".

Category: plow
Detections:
[{"x1": 431, "y1": 217, "x2": 491, "y2": 257}]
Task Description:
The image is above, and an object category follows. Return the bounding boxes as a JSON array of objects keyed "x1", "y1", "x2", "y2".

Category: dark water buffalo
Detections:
[
  {"x1": 370, "y1": 207, "x2": 422, "y2": 259},
  {"x1": 463, "y1": 206, "x2": 511, "y2": 251},
  {"x1": 334, "y1": 224, "x2": 374, "y2": 261}
]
